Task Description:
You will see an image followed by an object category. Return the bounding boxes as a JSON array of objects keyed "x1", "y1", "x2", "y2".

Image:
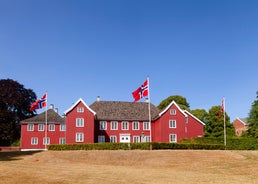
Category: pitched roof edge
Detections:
[
  {"x1": 64, "y1": 98, "x2": 96, "y2": 115},
  {"x1": 158, "y1": 100, "x2": 187, "y2": 117},
  {"x1": 184, "y1": 110, "x2": 206, "y2": 126},
  {"x1": 236, "y1": 117, "x2": 248, "y2": 125}
]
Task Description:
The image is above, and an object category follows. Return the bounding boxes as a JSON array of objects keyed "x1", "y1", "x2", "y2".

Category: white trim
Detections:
[
  {"x1": 183, "y1": 110, "x2": 206, "y2": 125},
  {"x1": 236, "y1": 117, "x2": 247, "y2": 126},
  {"x1": 64, "y1": 98, "x2": 96, "y2": 115},
  {"x1": 159, "y1": 101, "x2": 187, "y2": 117}
]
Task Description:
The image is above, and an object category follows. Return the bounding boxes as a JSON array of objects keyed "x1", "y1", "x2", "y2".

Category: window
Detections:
[
  {"x1": 77, "y1": 107, "x2": 84, "y2": 113},
  {"x1": 38, "y1": 124, "x2": 44, "y2": 131},
  {"x1": 27, "y1": 124, "x2": 34, "y2": 131},
  {"x1": 60, "y1": 124, "x2": 66, "y2": 131},
  {"x1": 143, "y1": 122, "x2": 150, "y2": 130},
  {"x1": 49, "y1": 124, "x2": 55, "y2": 131},
  {"x1": 98, "y1": 135, "x2": 105, "y2": 143},
  {"x1": 76, "y1": 118, "x2": 84, "y2": 127},
  {"x1": 132, "y1": 121, "x2": 139, "y2": 130},
  {"x1": 133, "y1": 136, "x2": 140, "y2": 143},
  {"x1": 59, "y1": 138, "x2": 66, "y2": 144},
  {"x1": 185, "y1": 117, "x2": 188, "y2": 123},
  {"x1": 170, "y1": 109, "x2": 176, "y2": 115},
  {"x1": 111, "y1": 121, "x2": 118, "y2": 130},
  {"x1": 169, "y1": 134, "x2": 177, "y2": 143},
  {"x1": 43, "y1": 137, "x2": 50, "y2": 145},
  {"x1": 99, "y1": 121, "x2": 107, "y2": 130},
  {"x1": 76, "y1": 133, "x2": 84, "y2": 142},
  {"x1": 122, "y1": 121, "x2": 128, "y2": 130},
  {"x1": 145, "y1": 136, "x2": 151, "y2": 142},
  {"x1": 31, "y1": 137, "x2": 38, "y2": 145},
  {"x1": 110, "y1": 136, "x2": 117, "y2": 143},
  {"x1": 169, "y1": 120, "x2": 176, "y2": 128}
]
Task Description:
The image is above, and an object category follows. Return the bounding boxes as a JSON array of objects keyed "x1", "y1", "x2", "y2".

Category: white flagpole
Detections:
[
  {"x1": 147, "y1": 77, "x2": 152, "y2": 147},
  {"x1": 45, "y1": 92, "x2": 48, "y2": 151},
  {"x1": 223, "y1": 97, "x2": 226, "y2": 147}
]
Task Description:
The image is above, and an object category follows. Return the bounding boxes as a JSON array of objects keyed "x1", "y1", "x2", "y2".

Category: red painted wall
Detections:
[
  {"x1": 95, "y1": 120, "x2": 152, "y2": 142},
  {"x1": 20, "y1": 123, "x2": 65, "y2": 150},
  {"x1": 153, "y1": 104, "x2": 204, "y2": 143},
  {"x1": 65, "y1": 101, "x2": 95, "y2": 143}
]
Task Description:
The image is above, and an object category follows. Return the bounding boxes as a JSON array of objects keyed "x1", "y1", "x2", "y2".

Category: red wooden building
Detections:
[
  {"x1": 20, "y1": 107, "x2": 66, "y2": 151},
  {"x1": 20, "y1": 98, "x2": 205, "y2": 150},
  {"x1": 233, "y1": 117, "x2": 249, "y2": 136}
]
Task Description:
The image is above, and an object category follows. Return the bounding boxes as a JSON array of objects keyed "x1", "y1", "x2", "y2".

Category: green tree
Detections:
[
  {"x1": 157, "y1": 95, "x2": 190, "y2": 111},
  {"x1": 0, "y1": 79, "x2": 36, "y2": 145},
  {"x1": 247, "y1": 91, "x2": 258, "y2": 138},
  {"x1": 190, "y1": 109, "x2": 208, "y2": 123},
  {"x1": 205, "y1": 106, "x2": 234, "y2": 137}
]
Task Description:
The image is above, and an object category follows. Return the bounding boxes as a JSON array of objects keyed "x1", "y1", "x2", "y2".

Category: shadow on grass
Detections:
[{"x1": 0, "y1": 151, "x2": 42, "y2": 161}]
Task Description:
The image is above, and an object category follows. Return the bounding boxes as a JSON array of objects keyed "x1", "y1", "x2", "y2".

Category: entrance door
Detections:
[{"x1": 120, "y1": 134, "x2": 130, "y2": 143}]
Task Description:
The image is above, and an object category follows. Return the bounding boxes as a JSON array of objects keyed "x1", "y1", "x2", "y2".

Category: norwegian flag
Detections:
[
  {"x1": 132, "y1": 79, "x2": 149, "y2": 102},
  {"x1": 30, "y1": 93, "x2": 47, "y2": 111}
]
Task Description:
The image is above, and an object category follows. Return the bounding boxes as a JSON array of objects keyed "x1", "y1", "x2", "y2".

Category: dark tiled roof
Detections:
[
  {"x1": 21, "y1": 109, "x2": 65, "y2": 124},
  {"x1": 89, "y1": 101, "x2": 160, "y2": 121}
]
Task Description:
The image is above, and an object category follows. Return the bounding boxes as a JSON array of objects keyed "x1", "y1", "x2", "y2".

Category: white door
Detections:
[{"x1": 120, "y1": 134, "x2": 130, "y2": 143}]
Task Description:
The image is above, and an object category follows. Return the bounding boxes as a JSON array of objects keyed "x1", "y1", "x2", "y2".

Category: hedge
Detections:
[
  {"x1": 181, "y1": 137, "x2": 258, "y2": 150},
  {"x1": 48, "y1": 142, "x2": 225, "y2": 151}
]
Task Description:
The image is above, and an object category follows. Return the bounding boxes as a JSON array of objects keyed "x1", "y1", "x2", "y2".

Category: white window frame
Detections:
[
  {"x1": 110, "y1": 136, "x2": 117, "y2": 143},
  {"x1": 27, "y1": 124, "x2": 34, "y2": 131},
  {"x1": 170, "y1": 109, "x2": 176, "y2": 115},
  {"x1": 31, "y1": 137, "x2": 38, "y2": 145},
  {"x1": 76, "y1": 133, "x2": 84, "y2": 142},
  {"x1": 122, "y1": 121, "x2": 129, "y2": 130},
  {"x1": 169, "y1": 120, "x2": 176, "y2": 128},
  {"x1": 143, "y1": 122, "x2": 150, "y2": 130},
  {"x1": 77, "y1": 107, "x2": 84, "y2": 113},
  {"x1": 76, "y1": 118, "x2": 84, "y2": 127},
  {"x1": 133, "y1": 136, "x2": 141, "y2": 143},
  {"x1": 132, "y1": 121, "x2": 139, "y2": 130},
  {"x1": 99, "y1": 121, "x2": 107, "y2": 130},
  {"x1": 60, "y1": 124, "x2": 66, "y2": 131},
  {"x1": 170, "y1": 134, "x2": 177, "y2": 143},
  {"x1": 145, "y1": 136, "x2": 150, "y2": 142},
  {"x1": 38, "y1": 124, "x2": 44, "y2": 131},
  {"x1": 43, "y1": 137, "x2": 50, "y2": 145},
  {"x1": 98, "y1": 135, "x2": 105, "y2": 143},
  {"x1": 59, "y1": 137, "x2": 66, "y2": 144},
  {"x1": 48, "y1": 124, "x2": 55, "y2": 131},
  {"x1": 111, "y1": 121, "x2": 118, "y2": 130}
]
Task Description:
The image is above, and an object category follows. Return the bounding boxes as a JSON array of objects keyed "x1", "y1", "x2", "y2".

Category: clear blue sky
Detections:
[{"x1": 1, "y1": 0, "x2": 257, "y2": 121}]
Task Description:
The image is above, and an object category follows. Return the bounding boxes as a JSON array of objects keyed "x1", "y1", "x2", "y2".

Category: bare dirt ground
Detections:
[{"x1": 0, "y1": 150, "x2": 257, "y2": 184}]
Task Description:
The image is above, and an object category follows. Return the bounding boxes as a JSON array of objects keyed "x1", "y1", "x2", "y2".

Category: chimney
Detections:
[
  {"x1": 145, "y1": 98, "x2": 149, "y2": 103},
  {"x1": 50, "y1": 104, "x2": 54, "y2": 110},
  {"x1": 97, "y1": 96, "x2": 100, "y2": 102},
  {"x1": 54, "y1": 108, "x2": 58, "y2": 113}
]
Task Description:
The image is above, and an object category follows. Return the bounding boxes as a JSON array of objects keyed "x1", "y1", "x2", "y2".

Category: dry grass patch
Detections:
[{"x1": 0, "y1": 150, "x2": 257, "y2": 183}]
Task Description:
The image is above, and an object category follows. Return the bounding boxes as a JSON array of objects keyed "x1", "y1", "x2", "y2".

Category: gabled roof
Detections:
[
  {"x1": 89, "y1": 101, "x2": 160, "y2": 121},
  {"x1": 64, "y1": 98, "x2": 96, "y2": 115},
  {"x1": 235, "y1": 117, "x2": 248, "y2": 125},
  {"x1": 21, "y1": 109, "x2": 65, "y2": 124},
  {"x1": 159, "y1": 100, "x2": 187, "y2": 117},
  {"x1": 184, "y1": 110, "x2": 206, "y2": 125}
]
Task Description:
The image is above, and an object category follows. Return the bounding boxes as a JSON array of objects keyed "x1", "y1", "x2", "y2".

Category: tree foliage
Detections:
[
  {"x1": 247, "y1": 91, "x2": 258, "y2": 138},
  {"x1": 157, "y1": 95, "x2": 190, "y2": 111},
  {"x1": 190, "y1": 109, "x2": 208, "y2": 123},
  {"x1": 0, "y1": 79, "x2": 36, "y2": 145},
  {"x1": 204, "y1": 106, "x2": 234, "y2": 137}
]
